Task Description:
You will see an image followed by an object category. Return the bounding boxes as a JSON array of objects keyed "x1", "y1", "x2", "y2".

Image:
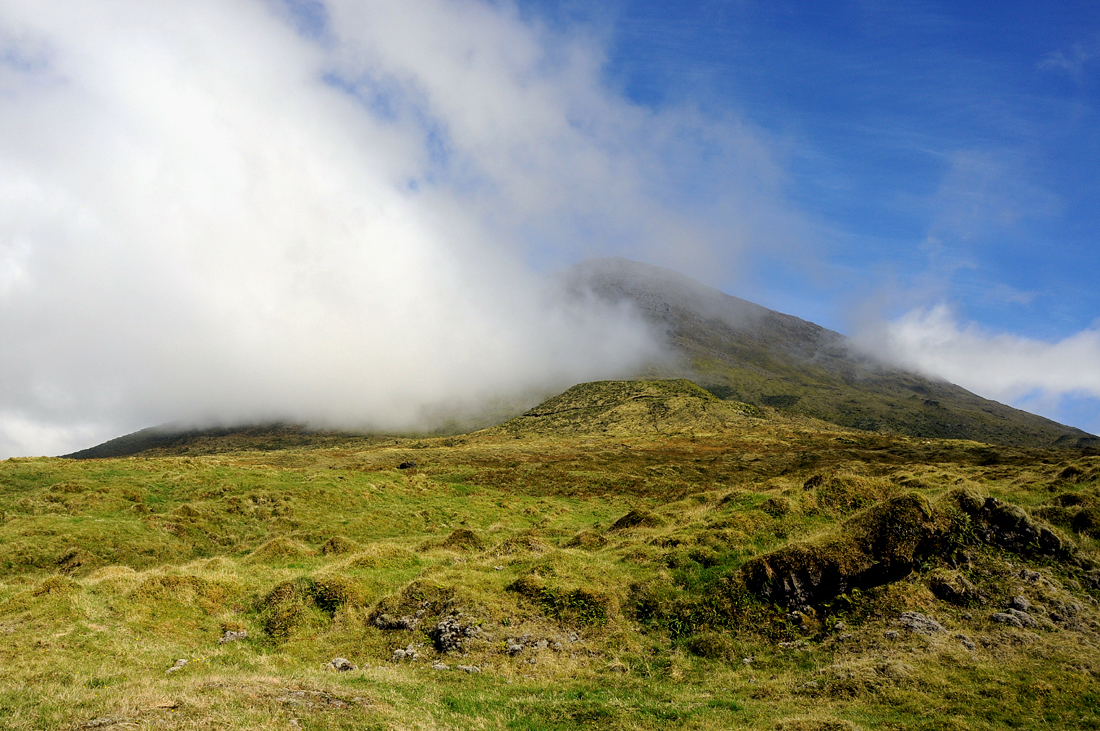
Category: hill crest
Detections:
[{"x1": 491, "y1": 379, "x2": 760, "y2": 436}]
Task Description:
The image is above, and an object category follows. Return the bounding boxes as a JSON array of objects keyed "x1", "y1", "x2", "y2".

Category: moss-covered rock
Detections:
[
  {"x1": 320, "y1": 535, "x2": 359, "y2": 555},
  {"x1": 741, "y1": 493, "x2": 935, "y2": 608},
  {"x1": 609, "y1": 509, "x2": 665, "y2": 532},
  {"x1": 439, "y1": 528, "x2": 484, "y2": 552},
  {"x1": 927, "y1": 569, "x2": 980, "y2": 605},
  {"x1": 507, "y1": 573, "x2": 613, "y2": 626},
  {"x1": 257, "y1": 574, "x2": 362, "y2": 638},
  {"x1": 1072, "y1": 506, "x2": 1100, "y2": 538},
  {"x1": 741, "y1": 489, "x2": 1072, "y2": 609},
  {"x1": 564, "y1": 530, "x2": 607, "y2": 550}
]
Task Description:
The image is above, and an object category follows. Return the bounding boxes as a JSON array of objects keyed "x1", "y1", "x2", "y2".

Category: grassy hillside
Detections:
[
  {"x1": 566, "y1": 258, "x2": 1097, "y2": 448},
  {"x1": 2, "y1": 381, "x2": 1100, "y2": 730}
]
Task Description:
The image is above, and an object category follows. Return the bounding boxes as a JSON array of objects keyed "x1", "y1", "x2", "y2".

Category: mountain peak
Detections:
[{"x1": 565, "y1": 258, "x2": 1094, "y2": 449}]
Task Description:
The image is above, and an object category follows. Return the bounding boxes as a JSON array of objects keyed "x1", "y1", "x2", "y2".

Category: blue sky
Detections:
[
  {"x1": 0, "y1": 0, "x2": 1097, "y2": 456},
  {"x1": 515, "y1": 0, "x2": 1100, "y2": 431},
  {"x1": 520, "y1": 0, "x2": 1100, "y2": 332}
]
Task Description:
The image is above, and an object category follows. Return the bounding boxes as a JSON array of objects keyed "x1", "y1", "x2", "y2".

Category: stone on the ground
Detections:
[
  {"x1": 899, "y1": 611, "x2": 945, "y2": 635},
  {"x1": 219, "y1": 629, "x2": 248, "y2": 644},
  {"x1": 329, "y1": 657, "x2": 357, "y2": 672}
]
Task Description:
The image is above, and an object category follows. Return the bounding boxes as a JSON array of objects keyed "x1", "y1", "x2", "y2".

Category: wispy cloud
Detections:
[
  {"x1": 1039, "y1": 33, "x2": 1100, "y2": 78},
  {"x1": 860, "y1": 304, "x2": 1100, "y2": 433},
  {"x1": 0, "y1": 0, "x2": 790, "y2": 456}
]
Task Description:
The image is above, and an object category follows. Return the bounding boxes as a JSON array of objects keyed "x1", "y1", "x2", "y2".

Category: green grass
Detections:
[{"x1": 2, "y1": 386, "x2": 1099, "y2": 729}]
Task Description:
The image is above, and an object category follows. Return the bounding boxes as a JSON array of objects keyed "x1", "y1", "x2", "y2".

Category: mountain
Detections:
[
  {"x1": 563, "y1": 257, "x2": 1096, "y2": 449},
  {"x1": 61, "y1": 423, "x2": 376, "y2": 459},
  {"x1": 64, "y1": 258, "x2": 1095, "y2": 459}
]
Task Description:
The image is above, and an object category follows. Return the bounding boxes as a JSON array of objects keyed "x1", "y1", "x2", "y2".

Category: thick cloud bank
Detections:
[
  {"x1": 865, "y1": 305, "x2": 1100, "y2": 433},
  {"x1": 3, "y1": 0, "x2": 795, "y2": 457}
]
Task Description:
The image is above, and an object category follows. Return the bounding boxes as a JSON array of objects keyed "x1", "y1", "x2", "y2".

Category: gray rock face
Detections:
[
  {"x1": 1005, "y1": 608, "x2": 1039, "y2": 628},
  {"x1": 899, "y1": 612, "x2": 945, "y2": 635},
  {"x1": 390, "y1": 644, "x2": 419, "y2": 662},
  {"x1": 1008, "y1": 596, "x2": 1031, "y2": 612},
  {"x1": 1019, "y1": 569, "x2": 1042, "y2": 583},
  {"x1": 329, "y1": 657, "x2": 356, "y2": 672},
  {"x1": 165, "y1": 658, "x2": 188, "y2": 674},
  {"x1": 972, "y1": 498, "x2": 1066, "y2": 557},
  {"x1": 375, "y1": 610, "x2": 424, "y2": 631},
  {"x1": 218, "y1": 629, "x2": 248, "y2": 644},
  {"x1": 429, "y1": 614, "x2": 482, "y2": 653},
  {"x1": 990, "y1": 610, "x2": 1040, "y2": 629}
]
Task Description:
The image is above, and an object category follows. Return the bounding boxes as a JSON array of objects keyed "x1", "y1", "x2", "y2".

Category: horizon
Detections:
[{"x1": 2, "y1": 0, "x2": 1098, "y2": 457}]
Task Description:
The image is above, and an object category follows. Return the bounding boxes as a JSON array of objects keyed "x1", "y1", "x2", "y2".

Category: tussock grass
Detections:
[{"x1": 2, "y1": 386, "x2": 1100, "y2": 730}]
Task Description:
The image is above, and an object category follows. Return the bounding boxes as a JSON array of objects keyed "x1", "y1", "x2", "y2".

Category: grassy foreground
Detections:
[{"x1": 2, "y1": 385, "x2": 1099, "y2": 730}]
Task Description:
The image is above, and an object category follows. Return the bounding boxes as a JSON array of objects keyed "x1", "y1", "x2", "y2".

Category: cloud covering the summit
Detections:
[{"x1": 0, "y1": 0, "x2": 793, "y2": 457}]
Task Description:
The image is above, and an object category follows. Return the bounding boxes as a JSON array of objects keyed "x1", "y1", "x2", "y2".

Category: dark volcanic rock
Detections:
[
  {"x1": 429, "y1": 614, "x2": 482, "y2": 653},
  {"x1": 741, "y1": 488, "x2": 1072, "y2": 609},
  {"x1": 898, "y1": 611, "x2": 945, "y2": 635},
  {"x1": 740, "y1": 493, "x2": 936, "y2": 608},
  {"x1": 928, "y1": 570, "x2": 980, "y2": 606}
]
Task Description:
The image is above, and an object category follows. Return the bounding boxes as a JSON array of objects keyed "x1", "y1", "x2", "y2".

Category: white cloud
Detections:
[
  {"x1": 0, "y1": 0, "x2": 791, "y2": 456},
  {"x1": 1039, "y1": 34, "x2": 1100, "y2": 78},
  {"x1": 864, "y1": 304, "x2": 1100, "y2": 427}
]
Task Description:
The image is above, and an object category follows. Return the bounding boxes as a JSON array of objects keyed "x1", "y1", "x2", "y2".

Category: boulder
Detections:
[
  {"x1": 898, "y1": 612, "x2": 944, "y2": 635},
  {"x1": 928, "y1": 570, "x2": 980, "y2": 606},
  {"x1": 741, "y1": 493, "x2": 935, "y2": 607},
  {"x1": 329, "y1": 657, "x2": 357, "y2": 672},
  {"x1": 429, "y1": 614, "x2": 481, "y2": 653}
]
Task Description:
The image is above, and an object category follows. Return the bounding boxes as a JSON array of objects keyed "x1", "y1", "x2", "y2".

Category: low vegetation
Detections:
[{"x1": 1, "y1": 380, "x2": 1098, "y2": 730}]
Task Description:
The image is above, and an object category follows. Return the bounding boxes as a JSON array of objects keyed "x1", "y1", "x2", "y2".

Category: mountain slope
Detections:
[
  {"x1": 564, "y1": 257, "x2": 1096, "y2": 449},
  {"x1": 61, "y1": 423, "x2": 376, "y2": 459}
]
